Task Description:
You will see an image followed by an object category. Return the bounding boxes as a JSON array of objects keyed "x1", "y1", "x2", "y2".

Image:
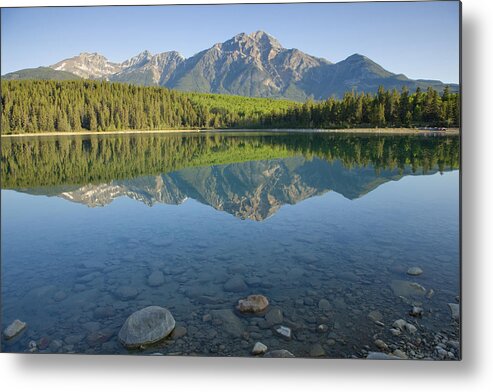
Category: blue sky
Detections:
[{"x1": 1, "y1": 1, "x2": 460, "y2": 83}]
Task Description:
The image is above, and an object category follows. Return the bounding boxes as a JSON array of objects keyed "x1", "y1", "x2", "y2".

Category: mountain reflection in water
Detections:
[{"x1": 2, "y1": 132, "x2": 459, "y2": 221}]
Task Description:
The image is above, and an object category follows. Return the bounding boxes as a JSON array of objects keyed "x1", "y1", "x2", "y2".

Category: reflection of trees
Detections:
[{"x1": 1, "y1": 133, "x2": 460, "y2": 189}]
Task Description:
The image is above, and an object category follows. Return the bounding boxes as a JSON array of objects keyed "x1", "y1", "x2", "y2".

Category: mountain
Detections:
[
  {"x1": 50, "y1": 52, "x2": 122, "y2": 79},
  {"x1": 22, "y1": 157, "x2": 445, "y2": 221},
  {"x1": 2, "y1": 31, "x2": 458, "y2": 100},
  {"x1": 1, "y1": 66, "x2": 81, "y2": 81}
]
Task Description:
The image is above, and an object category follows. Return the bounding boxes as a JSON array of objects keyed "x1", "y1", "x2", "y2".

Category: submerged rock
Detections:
[
  {"x1": 366, "y1": 351, "x2": 401, "y2": 360},
  {"x1": 223, "y1": 275, "x2": 248, "y2": 292},
  {"x1": 410, "y1": 306, "x2": 424, "y2": 317},
  {"x1": 252, "y1": 341, "x2": 268, "y2": 355},
  {"x1": 114, "y1": 286, "x2": 139, "y2": 300},
  {"x1": 265, "y1": 307, "x2": 283, "y2": 327},
  {"x1": 368, "y1": 310, "x2": 383, "y2": 323},
  {"x1": 407, "y1": 267, "x2": 423, "y2": 276},
  {"x1": 448, "y1": 303, "x2": 460, "y2": 321},
  {"x1": 237, "y1": 294, "x2": 269, "y2": 313},
  {"x1": 147, "y1": 270, "x2": 165, "y2": 287},
  {"x1": 210, "y1": 309, "x2": 245, "y2": 337},
  {"x1": 390, "y1": 280, "x2": 426, "y2": 297},
  {"x1": 264, "y1": 349, "x2": 295, "y2": 358},
  {"x1": 3, "y1": 319, "x2": 27, "y2": 340},
  {"x1": 118, "y1": 306, "x2": 176, "y2": 348}
]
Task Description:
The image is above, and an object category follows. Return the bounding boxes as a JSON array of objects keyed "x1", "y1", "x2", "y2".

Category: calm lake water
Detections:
[{"x1": 1, "y1": 131, "x2": 460, "y2": 358}]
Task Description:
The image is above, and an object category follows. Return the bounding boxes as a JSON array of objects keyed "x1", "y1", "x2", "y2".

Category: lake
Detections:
[{"x1": 1, "y1": 131, "x2": 460, "y2": 359}]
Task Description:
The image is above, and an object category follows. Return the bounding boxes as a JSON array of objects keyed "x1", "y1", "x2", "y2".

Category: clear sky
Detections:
[{"x1": 1, "y1": 1, "x2": 460, "y2": 83}]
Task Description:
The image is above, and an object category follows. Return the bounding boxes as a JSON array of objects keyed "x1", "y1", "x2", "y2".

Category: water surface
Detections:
[{"x1": 1, "y1": 132, "x2": 460, "y2": 358}]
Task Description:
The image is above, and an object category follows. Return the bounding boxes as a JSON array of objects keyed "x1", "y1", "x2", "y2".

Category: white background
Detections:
[{"x1": 1, "y1": 0, "x2": 491, "y2": 391}]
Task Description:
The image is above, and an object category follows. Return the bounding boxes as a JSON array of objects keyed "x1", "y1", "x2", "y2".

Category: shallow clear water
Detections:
[{"x1": 1, "y1": 132, "x2": 460, "y2": 358}]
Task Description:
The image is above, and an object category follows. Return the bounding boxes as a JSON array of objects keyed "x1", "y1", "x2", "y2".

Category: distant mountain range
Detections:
[
  {"x1": 2, "y1": 31, "x2": 457, "y2": 100},
  {"x1": 20, "y1": 157, "x2": 446, "y2": 221}
]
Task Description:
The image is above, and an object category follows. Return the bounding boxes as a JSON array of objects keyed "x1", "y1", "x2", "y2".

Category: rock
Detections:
[
  {"x1": 53, "y1": 290, "x2": 67, "y2": 302},
  {"x1": 368, "y1": 310, "x2": 383, "y2": 323},
  {"x1": 118, "y1": 306, "x2": 176, "y2": 348},
  {"x1": 65, "y1": 334, "x2": 85, "y2": 345},
  {"x1": 223, "y1": 275, "x2": 248, "y2": 292},
  {"x1": 390, "y1": 280, "x2": 426, "y2": 297},
  {"x1": 309, "y1": 343, "x2": 325, "y2": 357},
  {"x1": 366, "y1": 351, "x2": 400, "y2": 360},
  {"x1": 448, "y1": 303, "x2": 460, "y2": 321},
  {"x1": 264, "y1": 349, "x2": 295, "y2": 358},
  {"x1": 265, "y1": 307, "x2": 283, "y2": 327},
  {"x1": 410, "y1": 306, "x2": 424, "y2": 317},
  {"x1": 114, "y1": 286, "x2": 139, "y2": 300},
  {"x1": 317, "y1": 324, "x2": 329, "y2": 333},
  {"x1": 170, "y1": 325, "x2": 187, "y2": 339},
  {"x1": 49, "y1": 339, "x2": 63, "y2": 352},
  {"x1": 86, "y1": 330, "x2": 113, "y2": 347},
  {"x1": 210, "y1": 309, "x2": 245, "y2": 337},
  {"x1": 237, "y1": 294, "x2": 269, "y2": 313},
  {"x1": 3, "y1": 319, "x2": 27, "y2": 340},
  {"x1": 392, "y1": 349, "x2": 408, "y2": 359},
  {"x1": 94, "y1": 305, "x2": 116, "y2": 319},
  {"x1": 147, "y1": 270, "x2": 165, "y2": 287},
  {"x1": 405, "y1": 323, "x2": 417, "y2": 334},
  {"x1": 318, "y1": 299, "x2": 331, "y2": 311},
  {"x1": 274, "y1": 325, "x2": 292, "y2": 339},
  {"x1": 374, "y1": 339, "x2": 388, "y2": 351},
  {"x1": 389, "y1": 328, "x2": 401, "y2": 336},
  {"x1": 38, "y1": 336, "x2": 50, "y2": 350},
  {"x1": 407, "y1": 267, "x2": 423, "y2": 276},
  {"x1": 392, "y1": 319, "x2": 407, "y2": 330},
  {"x1": 252, "y1": 342, "x2": 268, "y2": 355},
  {"x1": 28, "y1": 340, "x2": 37, "y2": 352},
  {"x1": 426, "y1": 289, "x2": 435, "y2": 299}
]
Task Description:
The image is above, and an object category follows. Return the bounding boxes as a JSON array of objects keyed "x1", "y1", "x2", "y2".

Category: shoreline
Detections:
[{"x1": 1, "y1": 127, "x2": 460, "y2": 138}]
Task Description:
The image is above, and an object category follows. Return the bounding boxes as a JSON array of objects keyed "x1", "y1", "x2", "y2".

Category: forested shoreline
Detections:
[{"x1": 1, "y1": 80, "x2": 460, "y2": 134}]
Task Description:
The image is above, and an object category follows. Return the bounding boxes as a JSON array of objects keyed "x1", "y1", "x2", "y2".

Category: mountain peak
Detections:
[{"x1": 249, "y1": 30, "x2": 282, "y2": 48}]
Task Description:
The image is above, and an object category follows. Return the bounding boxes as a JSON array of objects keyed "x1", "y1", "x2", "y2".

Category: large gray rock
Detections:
[
  {"x1": 407, "y1": 267, "x2": 423, "y2": 276},
  {"x1": 3, "y1": 319, "x2": 27, "y2": 340},
  {"x1": 118, "y1": 306, "x2": 175, "y2": 348}
]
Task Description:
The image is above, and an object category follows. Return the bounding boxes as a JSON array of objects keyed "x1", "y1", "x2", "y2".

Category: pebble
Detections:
[
  {"x1": 275, "y1": 325, "x2": 292, "y2": 340},
  {"x1": 405, "y1": 323, "x2": 417, "y2": 334},
  {"x1": 3, "y1": 319, "x2": 27, "y2": 340},
  {"x1": 368, "y1": 310, "x2": 383, "y2": 323},
  {"x1": 318, "y1": 299, "x2": 331, "y2": 311},
  {"x1": 317, "y1": 324, "x2": 329, "y2": 333},
  {"x1": 410, "y1": 306, "x2": 424, "y2": 317},
  {"x1": 392, "y1": 319, "x2": 407, "y2": 331},
  {"x1": 392, "y1": 349, "x2": 408, "y2": 359},
  {"x1": 389, "y1": 328, "x2": 401, "y2": 336},
  {"x1": 448, "y1": 303, "x2": 460, "y2": 321},
  {"x1": 366, "y1": 351, "x2": 400, "y2": 360},
  {"x1": 374, "y1": 339, "x2": 388, "y2": 351},
  {"x1": 309, "y1": 343, "x2": 325, "y2": 357},
  {"x1": 407, "y1": 267, "x2": 423, "y2": 276},
  {"x1": 252, "y1": 341, "x2": 268, "y2": 355}
]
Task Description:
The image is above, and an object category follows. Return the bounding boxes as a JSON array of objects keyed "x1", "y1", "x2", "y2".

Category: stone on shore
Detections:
[
  {"x1": 237, "y1": 294, "x2": 269, "y2": 313},
  {"x1": 274, "y1": 325, "x2": 292, "y2": 340},
  {"x1": 252, "y1": 342, "x2": 268, "y2": 355},
  {"x1": 118, "y1": 306, "x2": 176, "y2": 348},
  {"x1": 3, "y1": 319, "x2": 27, "y2": 340}
]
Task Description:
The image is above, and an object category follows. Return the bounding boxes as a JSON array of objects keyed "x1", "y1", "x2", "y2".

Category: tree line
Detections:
[{"x1": 1, "y1": 80, "x2": 459, "y2": 134}]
